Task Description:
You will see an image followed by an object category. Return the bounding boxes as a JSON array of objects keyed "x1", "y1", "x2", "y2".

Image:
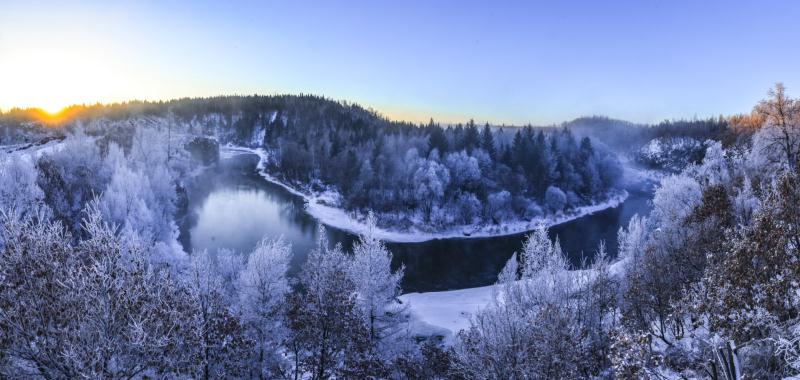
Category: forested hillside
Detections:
[{"x1": 2, "y1": 96, "x2": 624, "y2": 234}]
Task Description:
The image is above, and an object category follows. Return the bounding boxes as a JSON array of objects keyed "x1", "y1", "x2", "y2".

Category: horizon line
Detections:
[{"x1": 0, "y1": 93, "x2": 735, "y2": 128}]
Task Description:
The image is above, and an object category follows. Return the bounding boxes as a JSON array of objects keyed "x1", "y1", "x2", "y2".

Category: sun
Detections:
[
  {"x1": 0, "y1": 44, "x2": 128, "y2": 118},
  {"x1": 40, "y1": 102, "x2": 67, "y2": 116}
]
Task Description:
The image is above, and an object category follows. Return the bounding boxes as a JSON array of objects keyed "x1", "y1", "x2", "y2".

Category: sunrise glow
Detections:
[{"x1": 0, "y1": 43, "x2": 125, "y2": 114}]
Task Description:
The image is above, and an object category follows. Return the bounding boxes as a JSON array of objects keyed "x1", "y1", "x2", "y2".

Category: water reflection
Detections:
[{"x1": 180, "y1": 153, "x2": 653, "y2": 293}]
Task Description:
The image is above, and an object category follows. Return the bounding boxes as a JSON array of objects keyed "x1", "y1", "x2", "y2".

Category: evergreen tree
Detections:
[
  {"x1": 463, "y1": 119, "x2": 480, "y2": 153},
  {"x1": 427, "y1": 121, "x2": 448, "y2": 154},
  {"x1": 481, "y1": 123, "x2": 496, "y2": 159}
]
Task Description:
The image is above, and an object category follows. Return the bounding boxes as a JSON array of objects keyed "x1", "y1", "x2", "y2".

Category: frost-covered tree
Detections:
[
  {"x1": 444, "y1": 150, "x2": 481, "y2": 189},
  {"x1": 450, "y1": 191, "x2": 480, "y2": 224},
  {"x1": 99, "y1": 162, "x2": 158, "y2": 237},
  {"x1": 287, "y1": 226, "x2": 382, "y2": 379},
  {"x1": 617, "y1": 213, "x2": 649, "y2": 262},
  {"x1": 753, "y1": 83, "x2": 800, "y2": 168},
  {"x1": 699, "y1": 173, "x2": 800, "y2": 343},
  {"x1": 0, "y1": 154, "x2": 48, "y2": 218},
  {"x1": 695, "y1": 141, "x2": 731, "y2": 186},
  {"x1": 486, "y1": 190, "x2": 512, "y2": 222},
  {"x1": 98, "y1": 145, "x2": 184, "y2": 266},
  {"x1": 413, "y1": 158, "x2": 450, "y2": 219},
  {"x1": 347, "y1": 213, "x2": 406, "y2": 353},
  {"x1": 519, "y1": 225, "x2": 567, "y2": 278},
  {"x1": 216, "y1": 247, "x2": 244, "y2": 300},
  {"x1": 620, "y1": 181, "x2": 730, "y2": 345},
  {"x1": 732, "y1": 175, "x2": 759, "y2": 226},
  {"x1": 186, "y1": 249, "x2": 252, "y2": 379},
  {"x1": 651, "y1": 173, "x2": 702, "y2": 233},
  {"x1": 239, "y1": 236, "x2": 292, "y2": 378}
]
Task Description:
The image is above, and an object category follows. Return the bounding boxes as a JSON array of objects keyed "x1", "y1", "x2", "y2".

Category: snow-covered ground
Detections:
[
  {"x1": 400, "y1": 284, "x2": 494, "y2": 342},
  {"x1": 399, "y1": 259, "x2": 629, "y2": 342},
  {"x1": 635, "y1": 136, "x2": 705, "y2": 173},
  {"x1": 225, "y1": 145, "x2": 632, "y2": 243}
]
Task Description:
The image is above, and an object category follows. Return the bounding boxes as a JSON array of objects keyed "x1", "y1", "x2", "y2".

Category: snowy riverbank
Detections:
[
  {"x1": 224, "y1": 145, "x2": 631, "y2": 243},
  {"x1": 399, "y1": 259, "x2": 629, "y2": 342}
]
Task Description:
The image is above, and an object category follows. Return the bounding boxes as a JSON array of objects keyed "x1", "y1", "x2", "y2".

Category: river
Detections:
[{"x1": 179, "y1": 151, "x2": 654, "y2": 293}]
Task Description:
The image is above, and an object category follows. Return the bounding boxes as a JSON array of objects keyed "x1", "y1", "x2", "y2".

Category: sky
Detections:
[{"x1": 1, "y1": 0, "x2": 799, "y2": 124}]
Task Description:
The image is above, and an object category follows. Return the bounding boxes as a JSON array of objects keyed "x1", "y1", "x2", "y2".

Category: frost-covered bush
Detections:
[
  {"x1": 486, "y1": 190, "x2": 512, "y2": 221},
  {"x1": 544, "y1": 186, "x2": 567, "y2": 212}
]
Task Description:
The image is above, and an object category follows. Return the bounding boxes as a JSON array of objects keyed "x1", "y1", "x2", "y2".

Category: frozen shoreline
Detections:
[
  {"x1": 399, "y1": 259, "x2": 629, "y2": 342},
  {"x1": 224, "y1": 146, "x2": 630, "y2": 243}
]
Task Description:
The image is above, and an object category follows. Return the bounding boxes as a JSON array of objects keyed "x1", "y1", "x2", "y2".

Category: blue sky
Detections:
[{"x1": 1, "y1": 0, "x2": 798, "y2": 124}]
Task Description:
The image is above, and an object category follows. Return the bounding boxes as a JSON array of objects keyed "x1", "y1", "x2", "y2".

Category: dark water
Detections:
[{"x1": 180, "y1": 152, "x2": 653, "y2": 293}]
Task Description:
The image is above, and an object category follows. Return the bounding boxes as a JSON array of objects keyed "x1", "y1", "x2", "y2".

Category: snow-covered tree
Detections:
[
  {"x1": 239, "y1": 236, "x2": 292, "y2": 378},
  {"x1": 98, "y1": 147, "x2": 183, "y2": 266},
  {"x1": 519, "y1": 225, "x2": 567, "y2": 279},
  {"x1": 486, "y1": 190, "x2": 512, "y2": 221},
  {"x1": 0, "y1": 154, "x2": 48, "y2": 218},
  {"x1": 412, "y1": 158, "x2": 450, "y2": 218},
  {"x1": 699, "y1": 173, "x2": 800, "y2": 343},
  {"x1": 35, "y1": 132, "x2": 110, "y2": 233},
  {"x1": 216, "y1": 247, "x2": 244, "y2": 300},
  {"x1": 99, "y1": 163, "x2": 158, "y2": 237},
  {"x1": 444, "y1": 150, "x2": 481, "y2": 188},
  {"x1": 287, "y1": 226, "x2": 382, "y2": 379},
  {"x1": 346, "y1": 213, "x2": 406, "y2": 353},
  {"x1": 186, "y1": 249, "x2": 252, "y2": 379},
  {"x1": 617, "y1": 213, "x2": 649, "y2": 262},
  {"x1": 732, "y1": 176, "x2": 759, "y2": 226},
  {"x1": 695, "y1": 141, "x2": 731, "y2": 186},
  {"x1": 651, "y1": 173, "x2": 702, "y2": 233},
  {"x1": 753, "y1": 83, "x2": 800, "y2": 168}
]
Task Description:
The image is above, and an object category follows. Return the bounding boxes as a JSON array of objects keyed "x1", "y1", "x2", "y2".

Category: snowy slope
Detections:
[{"x1": 400, "y1": 259, "x2": 629, "y2": 342}]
